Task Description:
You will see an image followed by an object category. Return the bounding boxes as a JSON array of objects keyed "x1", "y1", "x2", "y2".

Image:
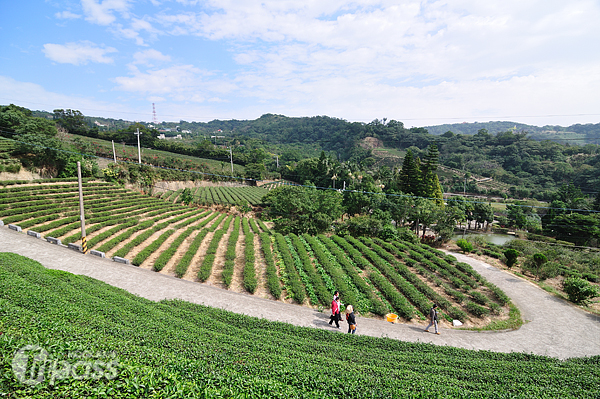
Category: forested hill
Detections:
[{"x1": 424, "y1": 121, "x2": 600, "y2": 145}]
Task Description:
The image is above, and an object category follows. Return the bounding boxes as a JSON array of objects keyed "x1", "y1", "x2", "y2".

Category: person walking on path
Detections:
[
  {"x1": 346, "y1": 305, "x2": 357, "y2": 334},
  {"x1": 329, "y1": 291, "x2": 342, "y2": 329},
  {"x1": 425, "y1": 304, "x2": 440, "y2": 335}
]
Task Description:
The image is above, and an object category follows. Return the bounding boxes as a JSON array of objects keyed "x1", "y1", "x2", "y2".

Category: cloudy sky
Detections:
[{"x1": 1, "y1": 0, "x2": 599, "y2": 127}]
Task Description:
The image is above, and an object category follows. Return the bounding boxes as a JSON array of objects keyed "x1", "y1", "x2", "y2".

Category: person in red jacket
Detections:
[{"x1": 328, "y1": 291, "x2": 342, "y2": 329}]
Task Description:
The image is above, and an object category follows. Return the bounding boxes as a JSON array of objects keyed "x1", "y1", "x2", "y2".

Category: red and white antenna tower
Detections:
[{"x1": 152, "y1": 103, "x2": 158, "y2": 125}]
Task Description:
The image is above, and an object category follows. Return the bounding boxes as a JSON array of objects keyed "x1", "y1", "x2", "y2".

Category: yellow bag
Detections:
[{"x1": 350, "y1": 324, "x2": 356, "y2": 331}]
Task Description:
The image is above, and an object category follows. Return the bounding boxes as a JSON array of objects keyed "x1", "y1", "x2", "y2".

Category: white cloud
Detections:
[
  {"x1": 132, "y1": 49, "x2": 171, "y2": 65},
  {"x1": 81, "y1": 0, "x2": 131, "y2": 25},
  {"x1": 113, "y1": 65, "x2": 203, "y2": 94},
  {"x1": 55, "y1": 11, "x2": 81, "y2": 19},
  {"x1": 42, "y1": 41, "x2": 117, "y2": 65},
  {"x1": 0, "y1": 75, "x2": 142, "y2": 120}
]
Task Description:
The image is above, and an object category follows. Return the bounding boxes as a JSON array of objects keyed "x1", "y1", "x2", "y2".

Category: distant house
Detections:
[
  {"x1": 157, "y1": 134, "x2": 166, "y2": 139},
  {"x1": 94, "y1": 121, "x2": 108, "y2": 127}
]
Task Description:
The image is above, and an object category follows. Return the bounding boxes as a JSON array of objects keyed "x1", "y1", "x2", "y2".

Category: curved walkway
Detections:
[{"x1": 1, "y1": 227, "x2": 598, "y2": 359}]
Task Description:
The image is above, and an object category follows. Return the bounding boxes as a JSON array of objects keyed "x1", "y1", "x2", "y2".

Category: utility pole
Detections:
[
  {"x1": 135, "y1": 128, "x2": 142, "y2": 164},
  {"x1": 276, "y1": 155, "x2": 279, "y2": 169},
  {"x1": 229, "y1": 147, "x2": 234, "y2": 174},
  {"x1": 112, "y1": 140, "x2": 117, "y2": 163},
  {"x1": 77, "y1": 162, "x2": 88, "y2": 254}
]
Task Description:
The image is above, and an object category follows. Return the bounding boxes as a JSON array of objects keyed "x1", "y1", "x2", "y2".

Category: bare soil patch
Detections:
[
  {"x1": 182, "y1": 230, "x2": 216, "y2": 282},
  {"x1": 228, "y1": 232, "x2": 246, "y2": 294},
  {"x1": 252, "y1": 233, "x2": 273, "y2": 300},
  {"x1": 204, "y1": 222, "x2": 234, "y2": 288},
  {"x1": 160, "y1": 228, "x2": 203, "y2": 277}
]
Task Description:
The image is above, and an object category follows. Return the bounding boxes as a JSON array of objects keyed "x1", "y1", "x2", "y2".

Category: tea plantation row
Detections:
[{"x1": 0, "y1": 253, "x2": 597, "y2": 398}]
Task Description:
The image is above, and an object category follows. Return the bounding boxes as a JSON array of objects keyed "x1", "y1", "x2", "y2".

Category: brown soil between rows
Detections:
[
  {"x1": 141, "y1": 212, "x2": 221, "y2": 270},
  {"x1": 227, "y1": 232, "x2": 246, "y2": 294},
  {"x1": 202, "y1": 219, "x2": 235, "y2": 288},
  {"x1": 181, "y1": 229, "x2": 217, "y2": 282},
  {"x1": 252, "y1": 232, "x2": 274, "y2": 300}
]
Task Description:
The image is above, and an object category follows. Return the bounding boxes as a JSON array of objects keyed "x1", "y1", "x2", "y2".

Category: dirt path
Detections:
[
  {"x1": 204, "y1": 221, "x2": 233, "y2": 288},
  {"x1": 253, "y1": 233, "x2": 273, "y2": 300},
  {"x1": 181, "y1": 230, "x2": 215, "y2": 282},
  {"x1": 2, "y1": 227, "x2": 599, "y2": 360},
  {"x1": 228, "y1": 233, "x2": 246, "y2": 294}
]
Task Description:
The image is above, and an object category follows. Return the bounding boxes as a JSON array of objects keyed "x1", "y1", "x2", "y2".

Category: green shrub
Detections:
[
  {"x1": 504, "y1": 249, "x2": 519, "y2": 268},
  {"x1": 562, "y1": 277, "x2": 600, "y2": 305},
  {"x1": 485, "y1": 282, "x2": 510, "y2": 306},
  {"x1": 539, "y1": 261, "x2": 561, "y2": 280},
  {"x1": 466, "y1": 301, "x2": 490, "y2": 318},
  {"x1": 489, "y1": 302, "x2": 502, "y2": 315},
  {"x1": 582, "y1": 272, "x2": 599, "y2": 283},
  {"x1": 456, "y1": 239, "x2": 473, "y2": 253},
  {"x1": 469, "y1": 290, "x2": 489, "y2": 306}
]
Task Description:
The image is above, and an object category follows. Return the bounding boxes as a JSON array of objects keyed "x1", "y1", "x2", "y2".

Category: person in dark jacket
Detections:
[
  {"x1": 329, "y1": 291, "x2": 341, "y2": 329},
  {"x1": 425, "y1": 304, "x2": 440, "y2": 334},
  {"x1": 345, "y1": 305, "x2": 357, "y2": 334}
]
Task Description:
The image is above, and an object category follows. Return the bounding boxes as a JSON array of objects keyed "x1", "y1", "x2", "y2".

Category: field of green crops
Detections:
[
  {"x1": 158, "y1": 185, "x2": 268, "y2": 206},
  {"x1": 0, "y1": 253, "x2": 598, "y2": 398},
  {"x1": 0, "y1": 180, "x2": 514, "y2": 327}
]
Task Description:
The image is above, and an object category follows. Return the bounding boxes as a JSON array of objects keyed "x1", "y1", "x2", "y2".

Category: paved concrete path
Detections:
[{"x1": 1, "y1": 227, "x2": 598, "y2": 359}]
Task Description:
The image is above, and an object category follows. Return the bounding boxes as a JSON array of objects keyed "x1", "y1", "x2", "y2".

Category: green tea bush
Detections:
[
  {"x1": 504, "y1": 248, "x2": 519, "y2": 269},
  {"x1": 456, "y1": 239, "x2": 473, "y2": 253},
  {"x1": 469, "y1": 290, "x2": 489, "y2": 306},
  {"x1": 466, "y1": 301, "x2": 490, "y2": 318},
  {"x1": 563, "y1": 277, "x2": 600, "y2": 305}
]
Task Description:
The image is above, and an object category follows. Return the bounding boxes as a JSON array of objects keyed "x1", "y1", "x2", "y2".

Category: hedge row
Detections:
[
  {"x1": 370, "y1": 238, "x2": 467, "y2": 321},
  {"x1": 289, "y1": 234, "x2": 330, "y2": 306},
  {"x1": 96, "y1": 220, "x2": 155, "y2": 253},
  {"x1": 349, "y1": 236, "x2": 428, "y2": 317},
  {"x1": 299, "y1": 235, "x2": 336, "y2": 295},
  {"x1": 174, "y1": 229, "x2": 209, "y2": 278},
  {"x1": 256, "y1": 219, "x2": 271, "y2": 235},
  {"x1": 153, "y1": 220, "x2": 207, "y2": 272},
  {"x1": 242, "y1": 218, "x2": 257, "y2": 294},
  {"x1": 304, "y1": 234, "x2": 358, "y2": 311},
  {"x1": 367, "y1": 270, "x2": 414, "y2": 320},
  {"x1": 330, "y1": 235, "x2": 371, "y2": 269},
  {"x1": 88, "y1": 219, "x2": 139, "y2": 248},
  {"x1": 222, "y1": 217, "x2": 241, "y2": 287},
  {"x1": 132, "y1": 229, "x2": 175, "y2": 266},
  {"x1": 260, "y1": 232, "x2": 281, "y2": 299},
  {"x1": 319, "y1": 235, "x2": 388, "y2": 316},
  {"x1": 198, "y1": 215, "x2": 233, "y2": 281},
  {"x1": 274, "y1": 233, "x2": 305, "y2": 304}
]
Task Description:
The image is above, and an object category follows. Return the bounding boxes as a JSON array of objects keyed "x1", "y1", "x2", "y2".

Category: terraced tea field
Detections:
[
  {"x1": 2, "y1": 253, "x2": 596, "y2": 398},
  {"x1": 0, "y1": 180, "x2": 513, "y2": 326},
  {"x1": 158, "y1": 185, "x2": 268, "y2": 206}
]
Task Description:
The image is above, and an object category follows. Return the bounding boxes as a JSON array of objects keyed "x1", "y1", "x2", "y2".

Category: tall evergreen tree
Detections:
[
  {"x1": 420, "y1": 143, "x2": 443, "y2": 204},
  {"x1": 399, "y1": 150, "x2": 420, "y2": 194}
]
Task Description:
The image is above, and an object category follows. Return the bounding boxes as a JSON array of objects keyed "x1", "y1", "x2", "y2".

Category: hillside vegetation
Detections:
[
  {"x1": 1, "y1": 253, "x2": 598, "y2": 398},
  {"x1": 0, "y1": 181, "x2": 515, "y2": 327}
]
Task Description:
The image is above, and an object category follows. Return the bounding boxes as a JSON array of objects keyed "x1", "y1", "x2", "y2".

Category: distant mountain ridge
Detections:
[
  {"x1": 20, "y1": 106, "x2": 600, "y2": 146},
  {"x1": 424, "y1": 121, "x2": 600, "y2": 145}
]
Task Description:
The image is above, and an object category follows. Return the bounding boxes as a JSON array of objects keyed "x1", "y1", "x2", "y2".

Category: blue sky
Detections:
[{"x1": 1, "y1": 0, "x2": 600, "y2": 127}]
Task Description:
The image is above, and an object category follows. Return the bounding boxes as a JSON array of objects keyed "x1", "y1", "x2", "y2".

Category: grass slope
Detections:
[{"x1": 0, "y1": 253, "x2": 598, "y2": 398}]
